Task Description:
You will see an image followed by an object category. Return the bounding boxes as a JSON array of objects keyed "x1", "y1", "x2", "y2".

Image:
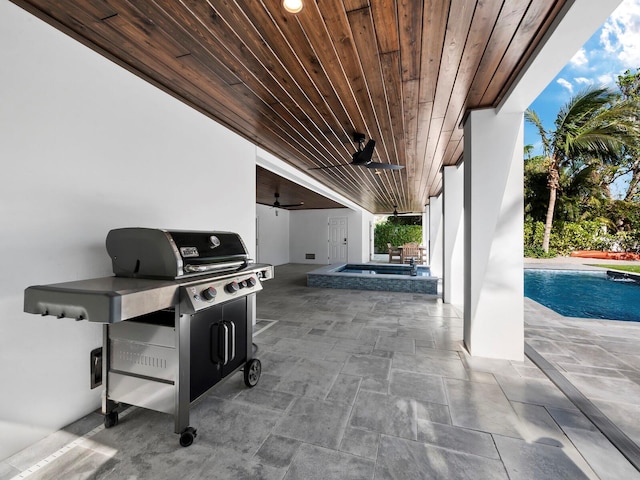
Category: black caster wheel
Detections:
[
  {"x1": 104, "y1": 411, "x2": 118, "y2": 428},
  {"x1": 179, "y1": 427, "x2": 197, "y2": 447},
  {"x1": 244, "y1": 358, "x2": 261, "y2": 388}
]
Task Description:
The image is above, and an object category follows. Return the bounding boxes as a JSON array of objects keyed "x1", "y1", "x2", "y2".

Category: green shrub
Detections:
[
  {"x1": 374, "y1": 222, "x2": 422, "y2": 253},
  {"x1": 524, "y1": 219, "x2": 618, "y2": 257}
]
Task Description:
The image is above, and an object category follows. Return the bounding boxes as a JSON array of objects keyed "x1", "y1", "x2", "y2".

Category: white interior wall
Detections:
[
  {"x1": 0, "y1": 3, "x2": 257, "y2": 460},
  {"x1": 289, "y1": 209, "x2": 371, "y2": 264},
  {"x1": 256, "y1": 204, "x2": 290, "y2": 266}
]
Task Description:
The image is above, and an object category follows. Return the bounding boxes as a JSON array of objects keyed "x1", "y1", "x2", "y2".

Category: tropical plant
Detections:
[
  {"x1": 616, "y1": 68, "x2": 640, "y2": 201},
  {"x1": 525, "y1": 86, "x2": 640, "y2": 252}
]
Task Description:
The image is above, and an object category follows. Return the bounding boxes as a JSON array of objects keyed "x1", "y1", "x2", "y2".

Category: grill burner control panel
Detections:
[{"x1": 180, "y1": 274, "x2": 263, "y2": 313}]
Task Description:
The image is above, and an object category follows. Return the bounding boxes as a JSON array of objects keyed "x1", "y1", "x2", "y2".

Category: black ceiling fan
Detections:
[
  {"x1": 389, "y1": 205, "x2": 411, "y2": 218},
  {"x1": 272, "y1": 192, "x2": 304, "y2": 209},
  {"x1": 309, "y1": 133, "x2": 405, "y2": 171}
]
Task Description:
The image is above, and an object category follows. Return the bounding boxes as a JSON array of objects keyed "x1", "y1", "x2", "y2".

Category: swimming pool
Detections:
[
  {"x1": 524, "y1": 269, "x2": 640, "y2": 322},
  {"x1": 307, "y1": 263, "x2": 439, "y2": 294}
]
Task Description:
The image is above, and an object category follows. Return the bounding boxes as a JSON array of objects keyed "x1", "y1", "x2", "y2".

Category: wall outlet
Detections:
[{"x1": 90, "y1": 347, "x2": 102, "y2": 389}]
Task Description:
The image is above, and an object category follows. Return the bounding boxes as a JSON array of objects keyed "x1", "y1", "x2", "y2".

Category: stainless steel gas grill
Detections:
[{"x1": 24, "y1": 228, "x2": 273, "y2": 447}]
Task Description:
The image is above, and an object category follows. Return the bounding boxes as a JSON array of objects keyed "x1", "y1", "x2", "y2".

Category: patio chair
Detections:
[
  {"x1": 387, "y1": 243, "x2": 402, "y2": 263},
  {"x1": 401, "y1": 242, "x2": 422, "y2": 264}
]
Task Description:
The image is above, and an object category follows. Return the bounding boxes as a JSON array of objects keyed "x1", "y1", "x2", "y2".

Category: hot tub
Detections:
[{"x1": 307, "y1": 263, "x2": 439, "y2": 294}]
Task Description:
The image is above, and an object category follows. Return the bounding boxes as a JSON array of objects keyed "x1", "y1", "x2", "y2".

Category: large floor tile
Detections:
[
  {"x1": 509, "y1": 402, "x2": 570, "y2": 446},
  {"x1": 563, "y1": 372, "x2": 640, "y2": 404},
  {"x1": 494, "y1": 435, "x2": 594, "y2": 480},
  {"x1": 494, "y1": 375, "x2": 577, "y2": 410},
  {"x1": 326, "y1": 374, "x2": 362, "y2": 405},
  {"x1": 341, "y1": 354, "x2": 392, "y2": 380},
  {"x1": 274, "y1": 357, "x2": 341, "y2": 399},
  {"x1": 350, "y1": 390, "x2": 417, "y2": 440},
  {"x1": 416, "y1": 420, "x2": 500, "y2": 459},
  {"x1": 284, "y1": 443, "x2": 375, "y2": 480},
  {"x1": 393, "y1": 352, "x2": 468, "y2": 380},
  {"x1": 591, "y1": 399, "x2": 640, "y2": 446},
  {"x1": 389, "y1": 370, "x2": 447, "y2": 405},
  {"x1": 187, "y1": 397, "x2": 282, "y2": 455},
  {"x1": 375, "y1": 435, "x2": 508, "y2": 480},
  {"x1": 339, "y1": 427, "x2": 379, "y2": 460},
  {"x1": 273, "y1": 397, "x2": 351, "y2": 449},
  {"x1": 374, "y1": 336, "x2": 415, "y2": 353},
  {"x1": 560, "y1": 426, "x2": 640, "y2": 480},
  {"x1": 445, "y1": 378, "x2": 522, "y2": 438},
  {"x1": 253, "y1": 434, "x2": 301, "y2": 469}
]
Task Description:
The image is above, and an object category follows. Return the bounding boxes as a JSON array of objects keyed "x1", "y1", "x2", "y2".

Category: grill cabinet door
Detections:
[{"x1": 189, "y1": 297, "x2": 248, "y2": 401}]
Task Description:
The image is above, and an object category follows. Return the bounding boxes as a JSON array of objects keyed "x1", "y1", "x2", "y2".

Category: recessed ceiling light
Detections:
[{"x1": 283, "y1": 0, "x2": 303, "y2": 14}]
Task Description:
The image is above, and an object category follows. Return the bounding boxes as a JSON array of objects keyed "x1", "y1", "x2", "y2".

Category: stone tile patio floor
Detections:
[{"x1": 2, "y1": 262, "x2": 639, "y2": 479}]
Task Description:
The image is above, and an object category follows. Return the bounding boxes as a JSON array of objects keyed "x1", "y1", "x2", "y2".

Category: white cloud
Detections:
[
  {"x1": 597, "y1": 73, "x2": 615, "y2": 86},
  {"x1": 574, "y1": 77, "x2": 591, "y2": 85},
  {"x1": 600, "y1": 0, "x2": 640, "y2": 67},
  {"x1": 556, "y1": 78, "x2": 573, "y2": 93},
  {"x1": 569, "y1": 48, "x2": 588, "y2": 67}
]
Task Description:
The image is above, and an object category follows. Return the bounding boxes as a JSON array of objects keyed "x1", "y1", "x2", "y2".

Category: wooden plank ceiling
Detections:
[
  {"x1": 13, "y1": 0, "x2": 566, "y2": 214},
  {"x1": 256, "y1": 165, "x2": 345, "y2": 210}
]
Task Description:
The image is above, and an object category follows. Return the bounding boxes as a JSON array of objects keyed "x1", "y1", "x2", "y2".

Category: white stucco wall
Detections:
[
  {"x1": 256, "y1": 203, "x2": 290, "y2": 265},
  {"x1": 0, "y1": 2, "x2": 257, "y2": 460},
  {"x1": 289, "y1": 208, "x2": 372, "y2": 264}
]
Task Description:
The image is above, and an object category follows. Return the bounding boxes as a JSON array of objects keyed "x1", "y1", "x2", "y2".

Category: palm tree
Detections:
[
  {"x1": 524, "y1": 144, "x2": 534, "y2": 160},
  {"x1": 525, "y1": 86, "x2": 639, "y2": 252}
]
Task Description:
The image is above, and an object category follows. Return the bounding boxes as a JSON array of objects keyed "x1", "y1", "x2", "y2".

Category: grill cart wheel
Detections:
[
  {"x1": 179, "y1": 427, "x2": 197, "y2": 447},
  {"x1": 104, "y1": 411, "x2": 118, "y2": 428},
  {"x1": 244, "y1": 359, "x2": 261, "y2": 388}
]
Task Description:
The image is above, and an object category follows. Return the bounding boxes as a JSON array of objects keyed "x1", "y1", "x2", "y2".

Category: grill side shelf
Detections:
[
  {"x1": 24, "y1": 285, "x2": 121, "y2": 323},
  {"x1": 23, "y1": 277, "x2": 180, "y2": 323}
]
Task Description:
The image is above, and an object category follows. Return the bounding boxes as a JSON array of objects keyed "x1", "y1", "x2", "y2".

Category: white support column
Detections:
[
  {"x1": 443, "y1": 165, "x2": 464, "y2": 307},
  {"x1": 463, "y1": 108, "x2": 524, "y2": 361},
  {"x1": 428, "y1": 195, "x2": 443, "y2": 278},
  {"x1": 422, "y1": 209, "x2": 429, "y2": 260}
]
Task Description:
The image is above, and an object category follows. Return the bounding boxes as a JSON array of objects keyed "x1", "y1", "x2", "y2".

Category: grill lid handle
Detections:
[{"x1": 183, "y1": 260, "x2": 245, "y2": 274}]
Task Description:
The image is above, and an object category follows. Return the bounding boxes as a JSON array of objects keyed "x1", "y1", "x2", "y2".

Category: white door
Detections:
[{"x1": 328, "y1": 217, "x2": 348, "y2": 263}]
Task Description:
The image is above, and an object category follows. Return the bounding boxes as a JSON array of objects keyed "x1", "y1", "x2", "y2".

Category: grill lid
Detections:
[{"x1": 106, "y1": 228, "x2": 249, "y2": 279}]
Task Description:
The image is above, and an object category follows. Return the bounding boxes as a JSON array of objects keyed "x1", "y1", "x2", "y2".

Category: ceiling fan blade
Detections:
[
  {"x1": 308, "y1": 163, "x2": 351, "y2": 170},
  {"x1": 279, "y1": 202, "x2": 304, "y2": 207},
  {"x1": 365, "y1": 162, "x2": 404, "y2": 170}
]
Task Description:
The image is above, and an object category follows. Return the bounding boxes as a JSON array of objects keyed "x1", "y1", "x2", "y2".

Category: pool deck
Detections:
[{"x1": 523, "y1": 257, "x2": 640, "y2": 469}]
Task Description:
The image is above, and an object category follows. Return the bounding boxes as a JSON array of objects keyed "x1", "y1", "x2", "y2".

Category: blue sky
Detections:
[{"x1": 524, "y1": 0, "x2": 640, "y2": 161}]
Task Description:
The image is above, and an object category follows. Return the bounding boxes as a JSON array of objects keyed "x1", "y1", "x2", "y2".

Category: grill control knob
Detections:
[
  {"x1": 225, "y1": 281, "x2": 240, "y2": 294},
  {"x1": 239, "y1": 280, "x2": 247, "y2": 289},
  {"x1": 246, "y1": 277, "x2": 257, "y2": 287},
  {"x1": 202, "y1": 286, "x2": 217, "y2": 301}
]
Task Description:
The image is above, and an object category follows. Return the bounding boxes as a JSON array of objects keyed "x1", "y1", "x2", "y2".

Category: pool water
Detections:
[
  {"x1": 340, "y1": 265, "x2": 431, "y2": 276},
  {"x1": 524, "y1": 269, "x2": 640, "y2": 322}
]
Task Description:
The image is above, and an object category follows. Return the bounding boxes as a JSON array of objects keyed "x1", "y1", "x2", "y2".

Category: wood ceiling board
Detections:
[
  {"x1": 481, "y1": 1, "x2": 567, "y2": 106},
  {"x1": 464, "y1": 0, "x2": 531, "y2": 106},
  {"x1": 348, "y1": 7, "x2": 398, "y2": 167},
  {"x1": 11, "y1": 0, "x2": 565, "y2": 214},
  {"x1": 371, "y1": 0, "x2": 399, "y2": 54},
  {"x1": 419, "y1": 0, "x2": 449, "y2": 105}
]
